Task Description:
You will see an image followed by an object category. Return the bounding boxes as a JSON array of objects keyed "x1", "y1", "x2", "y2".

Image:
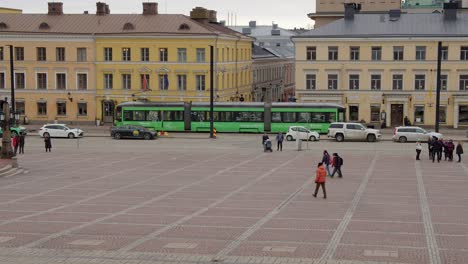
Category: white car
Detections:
[
  {"x1": 38, "y1": 124, "x2": 84, "y2": 138},
  {"x1": 393, "y1": 126, "x2": 443, "y2": 143},
  {"x1": 285, "y1": 126, "x2": 320, "y2": 141},
  {"x1": 327, "y1": 122, "x2": 382, "y2": 142}
]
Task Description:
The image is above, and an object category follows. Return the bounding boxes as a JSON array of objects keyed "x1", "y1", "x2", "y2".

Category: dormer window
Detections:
[
  {"x1": 0, "y1": 22, "x2": 8, "y2": 30},
  {"x1": 39, "y1": 22, "x2": 50, "y2": 30},
  {"x1": 179, "y1": 23, "x2": 190, "y2": 30},
  {"x1": 123, "y1": 23, "x2": 135, "y2": 30}
]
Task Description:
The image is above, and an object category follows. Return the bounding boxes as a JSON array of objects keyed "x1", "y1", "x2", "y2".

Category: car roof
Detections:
[{"x1": 396, "y1": 126, "x2": 423, "y2": 129}]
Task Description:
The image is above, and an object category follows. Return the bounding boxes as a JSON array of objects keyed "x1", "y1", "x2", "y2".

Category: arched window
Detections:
[
  {"x1": 123, "y1": 22, "x2": 135, "y2": 30},
  {"x1": 39, "y1": 22, "x2": 50, "y2": 30},
  {"x1": 0, "y1": 22, "x2": 8, "y2": 30},
  {"x1": 179, "y1": 23, "x2": 190, "y2": 30}
]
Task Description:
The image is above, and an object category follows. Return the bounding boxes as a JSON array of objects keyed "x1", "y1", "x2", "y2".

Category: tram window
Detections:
[
  {"x1": 191, "y1": 111, "x2": 205, "y2": 122},
  {"x1": 116, "y1": 107, "x2": 122, "y2": 122},
  {"x1": 123, "y1": 111, "x2": 133, "y2": 121},
  {"x1": 220, "y1": 112, "x2": 233, "y2": 122},
  {"x1": 147, "y1": 110, "x2": 160, "y2": 121},
  {"x1": 233, "y1": 111, "x2": 263, "y2": 122},
  {"x1": 133, "y1": 110, "x2": 146, "y2": 121},
  {"x1": 297, "y1": 113, "x2": 311, "y2": 123},
  {"x1": 282, "y1": 112, "x2": 296, "y2": 122},
  {"x1": 328, "y1": 112, "x2": 337, "y2": 122},
  {"x1": 272, "y1": 113, "x2": 282, "y2": 122},
  {"x1": 311, "y1": 112, "x2": 325, "y2": 123},
  {"x1": 163, "y1": 111, "x2": 184, "y2": 121}
]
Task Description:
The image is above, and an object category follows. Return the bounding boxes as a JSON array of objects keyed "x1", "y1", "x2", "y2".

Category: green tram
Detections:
[{"x1": 115, "y1": 102, "x2": 345, "y2": 134}]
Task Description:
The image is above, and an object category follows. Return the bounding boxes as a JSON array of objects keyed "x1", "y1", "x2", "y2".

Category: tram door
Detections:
[{"x1": 102, "y1": 101, "x2": 114, "y2": 124}]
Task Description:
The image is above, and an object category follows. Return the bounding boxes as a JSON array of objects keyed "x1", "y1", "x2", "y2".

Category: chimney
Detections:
[
  {"x1": 48, "y1": 2, "x2": 63, "y2": 15},
  {"x1": 96, "y1": 2, "x2": 108, "y2": 16},
  {"x1": 443, "y1": 1, "x2": 458, "y2": 21},
  {"x1": 208, "y1": 10, "x2": 217, "y2": 22},
  {"x1": 143, "y1": 2, "x2": 158, "y2": 15},
  {"x1": 272, "y1": 23, "x2": 278, "y2": 29},
  {"x1": 249, "y1": 21, "x2": 256, "y2": 28},
  {"x1": 344, "y1": 3, "x2": 361, "y2": 20},
  {"x1": 219, "y1": 20, "x2": 226, "y2": 26},
  {"x1": 190, "y1": 7, "x2": 217, "y2": 23}
]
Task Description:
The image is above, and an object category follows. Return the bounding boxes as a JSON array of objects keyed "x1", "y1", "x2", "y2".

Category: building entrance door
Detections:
[
  {"x1": 391, "y1": 104, "x2": 404, "y2": 127},
  {"x1": 102, "y1": 101, "x2": 114, "y2": 124}
]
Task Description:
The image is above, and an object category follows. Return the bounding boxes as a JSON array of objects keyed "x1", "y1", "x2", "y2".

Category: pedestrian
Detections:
[
  {"x1": 18, "y1": 132, "x2": 25, "y2": 154},
  {"x1": 432, "y1": 138, "x2": 443, "y2": 163},
  {"x1": 404, "y1": 116, "x2": 411, "y2": 126},
  {"x1": 456, "y1": 142, "x2": 464, "y2": 163},
  {"x1": 44, "y1": 135, "x2": 52, "y2": 152},
  {"x1": 276, "y1": 132, "x2": 284, "y2": 151},
  {"x1": 447, "y1": 140, "x2": 455, "y2": 161},
  {"x1": 428, "y1": 137, "x2": 434, "y2": 160},
  {"x1": 313, "y1": 162, "x2": 327, "y2": 199},
  {"x1": 416, "y1": 141, "x2": 422, "y2": 160},
  {"x1": 443, "y1": 140, "x2": 449, "y2": 161},
  {"x1": 12, "y1": 134, "x2": 19, "y2": 156},
  {"x1": 262, "y1": 132, "x2": 269, "y2": 146},
  {"x1": 330, "y1": 153, "x2": 343, "y2": 178},
  {"x1": 322, "y1": 150, "x2": 332, "y2": 176}
]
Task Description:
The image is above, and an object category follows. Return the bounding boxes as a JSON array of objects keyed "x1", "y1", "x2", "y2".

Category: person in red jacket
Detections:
[
  {"x1": 11, "y1": 134, "x2": 19, "y2": 156},
  {"x1": 313, "y1": 162, "x2": 327, "y2": 199}
]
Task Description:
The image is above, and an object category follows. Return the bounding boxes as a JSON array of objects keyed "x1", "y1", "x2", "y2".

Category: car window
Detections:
[
  {"x1": 291, "y1": 127, "x2": 298, "y2": 132},
  {"x1": 415, "y1": 128, "x2": 425, "y2": 133},
  {"x1": 45, "y1": 125, "x2": 55, "y2": 129},
  {"x1": 347, "y1": 124, "x2": 357, "y2": 130},
  {"x1": 398, "y1": 128, "x2": 408, "y2": 133},
  {"x1": 329, "y1": 124, "x2": 343, "y2": 129},
  {"x1": 298, "y1": 127, "x2": 309, "y2": 133}
]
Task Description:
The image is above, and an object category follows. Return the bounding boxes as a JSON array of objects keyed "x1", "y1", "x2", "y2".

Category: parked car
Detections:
[
  {"x1": 285, "y1": 126, "x2": 320, "y2": 141},
  {"x1": 392, "y1": 126, "x2": 443, "y2": 143},
  {"x1": 38, "y1": 124, "x2": 84, "y2": 138},
  {"x1": 327, "y1": 122, "x2": 381, "y2": 142},
  {"x1": 111, "y1": 125, "x2": 157, "y2": 140},
  {"x1": 0, "y1": 126, "x2": 27, "y2": 137}
]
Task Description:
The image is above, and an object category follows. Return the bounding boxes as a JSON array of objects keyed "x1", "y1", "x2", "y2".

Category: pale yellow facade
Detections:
[
  {"x1": 294, "y1": 38, "x2": 468, "y2": 128},
  {"x1": 0, "y1": 36, "x2": 97, "y2": 124},
  {"x1": 0, "y1": 7, "x2": 22, "y2": 14},
  {"x1": 95, "y1": 37, "x2": 252, "y2": 123}
]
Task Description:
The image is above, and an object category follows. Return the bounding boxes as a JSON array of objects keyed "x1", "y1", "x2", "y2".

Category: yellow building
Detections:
[
  {"x1": 0, "y1": 2, "x2": 252, "y2": 124},
  {"x1": 0, "y1": 7, "x2": 22, "y2": 14},
  {"x1": 293, "y1": 5, "x2": 468, "y2": 128}
]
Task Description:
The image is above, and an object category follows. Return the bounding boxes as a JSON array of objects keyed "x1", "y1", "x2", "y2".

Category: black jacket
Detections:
[
  {"x1": 432, "y1": 141, "x2": 443, "y2": 151},
  {"x1": 457, "y1": 144, "x2": 464, "y2": 155}
]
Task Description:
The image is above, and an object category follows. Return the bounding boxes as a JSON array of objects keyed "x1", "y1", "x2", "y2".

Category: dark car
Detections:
[{"x1": 111, "y1": 125, "x2": 157, "y2": 140}]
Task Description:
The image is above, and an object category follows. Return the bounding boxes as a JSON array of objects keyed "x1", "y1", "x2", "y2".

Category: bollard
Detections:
[{"x1": 213, "y1": 128, "x2": 217, "y2": 139}]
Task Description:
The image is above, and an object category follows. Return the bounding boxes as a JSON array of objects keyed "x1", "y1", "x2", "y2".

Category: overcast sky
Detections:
[{"x1": 0, "y1": 0, "x2": 316, "y2": 29}]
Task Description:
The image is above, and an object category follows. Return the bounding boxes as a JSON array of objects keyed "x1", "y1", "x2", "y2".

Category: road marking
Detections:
[
  {"x1": 319, "y1": 154, "x2": 378, "y2": 263},
  {"x1": 363, "y1": 249, "x2": 398, "y2": 258},
  {"x1": 68, "y1": 239, "x2": 104, "y2": 246},
  {"x1": 415, "y1": 162, "x2": 442, "y2": 264},
  {"x1": 0, "y1": 236, "x2": 15, "y2": 243},
  {"x1": 262, "y1": 246, "x2": 297, "y2": 253},
  {"x1": 163, "y1": 243, "x2": 198, "y2": 249}
]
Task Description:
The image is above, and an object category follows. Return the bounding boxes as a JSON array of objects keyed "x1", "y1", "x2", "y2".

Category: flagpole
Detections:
[{"x1": 209, "y1": 45, "x2": 214, "y2": 139}]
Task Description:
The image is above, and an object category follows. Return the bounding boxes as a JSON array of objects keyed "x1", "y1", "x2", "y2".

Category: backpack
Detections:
[{"x1": 338, "y1": 157, "x2": 344, "y2": 166}]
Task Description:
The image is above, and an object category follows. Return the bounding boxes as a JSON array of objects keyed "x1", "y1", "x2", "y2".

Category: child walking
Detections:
[{"x1": 313, "y1": 162, "x2": 327, "y2": 199}]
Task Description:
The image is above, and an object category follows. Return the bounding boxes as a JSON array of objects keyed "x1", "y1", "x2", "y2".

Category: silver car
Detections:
[{"x1": 392, "y1": 126, "x2": 443, "y2": 143}]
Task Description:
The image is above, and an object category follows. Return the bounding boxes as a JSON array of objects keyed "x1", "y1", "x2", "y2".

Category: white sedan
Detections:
[
  {"x1": 285, "y1": 126, "x2": 320, "y2": 141},
  {"x1": 38, "y1": 124, "x2": 84, "y2": 138}
]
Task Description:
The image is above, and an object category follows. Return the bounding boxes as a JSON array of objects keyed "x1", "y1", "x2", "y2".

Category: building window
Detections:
[
  {"x1": 196, "y1": 75, "x2": 206, "y2": 91},
  {"x1": 349, "y1": 105, "x2": 359, "y2": 121},
  {"x1": 393, "y1": 74, "x2": 403, "y2": 90},
  {"x1": 196, "y1": 48, "x2": 205, "y2": 63},
  {"x1": 393, "y1": 46, "x2": 404, "y2": 61},
  {"x1": 414, "y1": 74, "x2": 425, "y2": 90},
  {"x1": 370, "y1": 105, "x2": 380, "y2": 122},
  {"x1": 414, "y1": 105, "x2": 425, "y2": 123},
  {"x1": 57, "y1": 102, "x2": 66, "y2": 116},
  {"x1": 460, "y1": 75, "x2": 468, "y2": 91},
  {"x1": 16, "y1": 101, "x2": 25, "y2": 115},
  {"x1": 15, "y1": 72, "x2": 25, "y2": 89},
  {"x1": 350, "y1": 47, "x2": 360, "y2": 61},
  {"x1": 328, "y1": 74, "x2": 338, "y2": 90},
  {"x1": 0, "y1": 72, "x2": 4, "y2": 89},
  {"x1": 461, "y1": 46, "x2": 468, "y2": 61},
  {"x1": 159, "y1": 48, "x2": 168, "y2": 62},
  {"x1": 159, "y1": 74, "x2": 169, "y2": 90},
  {"x1": 440, "y1": 74, "x2": 448, "y2": 91},
  {"x1": 440, "y1": 106, "x2": 446, "y2": 123},
  {"x1": 122, "y1": 74, "x2": 131, "y2": 90},
  {"x1": 37, "y1": 102, "x2": 47, "y2": 115},
  {"x1": 0, "y1": 47, "x2": 3, "y2": 61},
  {"x1": 37, "y1": 47, "x2": 47, "y2": 61},
  {"x1": 122, "y1": 48, "x2": 131, "y2": 62},
  {"x1": 77, "y1": 48, "x2": 87, "y2": 62},
  {"x1": 306, "y1": 46, "x2": 316, "y2": 61},
  {"x1": 328, "y1": 46, "x2": 338, "y2": 61},
  {"x1": 349, "y1": 74, "x2": 359, "y2": 90},
  {"x1": 305, "y1": 74, "x2": 316, "y2": 90},
  {"x1": 177, "y1": 74, "x2": 187, "y2": 91},
  {"x1": 77, "y1": 73, "x2": 87, "y2": 90},
  {"x1": 141, "y1": 74, "x2": 151, "y2": 90},
  {"x1": 177, "y1": 48, "x2": 186, "y2": 63},
  {"x1": 78, "y1": 102, "x2": 87, "y2": 116},
  {"x1": 371, "y1": 46, "x2": 382, "y2": 61},
  {"x1": 56, "y1": 73, "x2": 66, "y2": 90},
  {"x1": 416, "y1": 46, "x2": 426, "y2": 61},
  {"x1": 56, "y1": 47, "x2": 65, "y2": 61},
  {"x1": 459, "y1": 106, "x2": 468, "y2": 124},
  {"x1": 104, "y1": 73, "x2": 113, "y2": 89},
  {"x1": 15, "y1": 47, "x2": 24, "y2": 61},
  {"x1": 371, "y1": 74, "x2": 381, "y2": 90},
  {"x1": 104, "y1": 47, "x2": 113, "y2": 61},
  {"x1": 141, "y1": 48, "x2": 149, "y2": 62},
  {"x1": 37, "y1": 73, "x2": 47, "y2": 90},
  {"x1": 441, "y1": 46, "x2": 448, "y2": 61}
]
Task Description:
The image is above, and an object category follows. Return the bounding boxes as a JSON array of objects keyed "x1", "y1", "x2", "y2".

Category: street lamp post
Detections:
[
  {"x1": 8, "y1": 45, "x2": 15, "y2": 116},
  {"x1": 209, "y1": 45, "x2": 215, "y2": 139},
  {"x1": 1, "y1": 101, "x2": 13, "y2": 159},
  {"x1": 435, "y1": 41, "x2": 442, "y2": 133}
]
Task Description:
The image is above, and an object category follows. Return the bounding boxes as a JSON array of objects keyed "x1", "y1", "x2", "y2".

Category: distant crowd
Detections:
[{"x1": 417, "y1": 138, "x2": 463, "y2": 163}]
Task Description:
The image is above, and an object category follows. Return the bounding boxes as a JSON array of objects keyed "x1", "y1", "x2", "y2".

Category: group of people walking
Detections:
[
  {"x1": 261, "y1": 132, "x2": 284, "y2": 152},
  {"x1": 11, "y1": 132, "x2": 26, "y2": 155},
  {"x1": 313, "y1": 150, "x2": 344, "y2": 199},
  {"x1": 418, "y1": 137, "x2": 464, "y2": 163}
]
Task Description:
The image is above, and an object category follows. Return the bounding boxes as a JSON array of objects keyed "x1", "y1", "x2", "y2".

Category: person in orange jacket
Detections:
[
  {"x1": 12, "y1": 134, "x2": 19, "y2": 156},
  {"x1": 313, "y1": 162, "x2": 327, "y2": 199}
]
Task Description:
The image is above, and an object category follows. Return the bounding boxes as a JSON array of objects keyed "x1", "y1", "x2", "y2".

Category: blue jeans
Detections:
[{"x1": 325, "y1": 164, "x2": 332, "y2": 176}]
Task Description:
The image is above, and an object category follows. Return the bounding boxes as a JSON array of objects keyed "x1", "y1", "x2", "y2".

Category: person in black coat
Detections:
[
  {"x1": 18, "y1": 132, "x2": 25, "y2": 154},
  {"x1": 44, "y1": 135, "x2": 52, "y2": 152},
  {"x1": 432, "y1": 138, "x2": 443, "y2": 163},
  {"x1": 262, "y1": 132, "x2": 269, "y2": 145},
  {"x1": 428, "y1": 137, "x2": 434, "y2": 160},
  {"x1": 456, "y1": 142, "x2": 464, "y2": 163}
]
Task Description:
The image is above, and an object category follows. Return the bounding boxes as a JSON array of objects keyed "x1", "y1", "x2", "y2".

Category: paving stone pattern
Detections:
[{"x1": 0, "y1": 136, "x2": 467, "y2": 264}]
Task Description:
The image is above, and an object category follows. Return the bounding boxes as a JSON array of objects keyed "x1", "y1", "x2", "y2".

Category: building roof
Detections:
[
  {"x1": 295, "y1": 13, "x2": 468, "y2": 39},
  {"x1": 0, "y1": 13, "x2": 250, "y2": 39},
  {"x1": 252, "y1": 44, "x2": 277, "y2": 59},
  {"x1": 230, "y1": 25, "x2": 296, "y2": 37}
]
